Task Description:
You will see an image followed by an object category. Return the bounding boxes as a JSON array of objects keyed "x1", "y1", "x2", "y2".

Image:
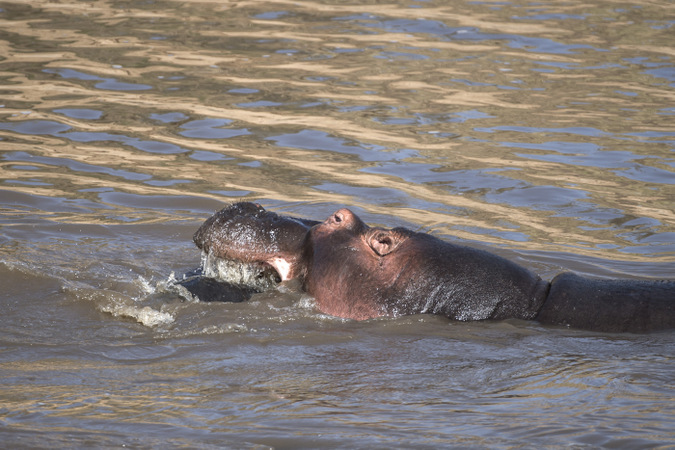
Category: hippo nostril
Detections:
[{"x1": 334, "y1": 213, "x2": 342, "y2": 223}]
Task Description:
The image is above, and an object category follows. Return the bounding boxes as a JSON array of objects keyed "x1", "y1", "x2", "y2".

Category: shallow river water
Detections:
[{"x1": 1, "y1": 0, "x2": 674, "y2": 448}]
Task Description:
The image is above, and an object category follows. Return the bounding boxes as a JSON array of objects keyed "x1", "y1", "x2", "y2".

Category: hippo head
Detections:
[
  {"x1": 193, "y1": 202, "x2": 318, "y2": 285},
  {"x1": 194, "y1": 202, "x2": 547, "y2": 321}
]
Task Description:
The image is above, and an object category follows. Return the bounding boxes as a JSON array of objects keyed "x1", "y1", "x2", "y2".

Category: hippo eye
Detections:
[{"x1": 334, "y1": 214, "x2": 342, "y2": 223}]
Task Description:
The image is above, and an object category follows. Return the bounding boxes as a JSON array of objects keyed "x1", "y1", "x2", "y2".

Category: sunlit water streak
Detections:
[{"x1": 1, "y1": 0, "x2": 674, "y2": 447}]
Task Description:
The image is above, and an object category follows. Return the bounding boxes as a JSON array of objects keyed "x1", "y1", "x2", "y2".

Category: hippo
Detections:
[{"x1": 177, "y1": 202, "x2": 674, "y2": 333}]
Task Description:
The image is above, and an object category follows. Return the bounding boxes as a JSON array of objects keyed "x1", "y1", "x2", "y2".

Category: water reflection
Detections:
[
  {"x1": 44, "y1": 68, "x2": 153, "y2": 91},
  {"x1": 0, "y1": 0, "x2": 673, "y2": 257}
]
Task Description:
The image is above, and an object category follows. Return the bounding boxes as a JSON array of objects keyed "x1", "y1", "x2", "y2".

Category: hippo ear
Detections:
[{"x1": 368, "y1": 230, "x2": 404, "y2": 256}]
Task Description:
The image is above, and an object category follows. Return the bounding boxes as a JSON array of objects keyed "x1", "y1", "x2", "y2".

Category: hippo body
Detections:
[{"x1": 178, "y1": 202, "x2": 674, "y2": 333}]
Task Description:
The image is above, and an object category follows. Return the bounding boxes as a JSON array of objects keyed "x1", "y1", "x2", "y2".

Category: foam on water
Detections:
[{"x1": 98, "y1": 302, "x2": 175, "y2": 327}]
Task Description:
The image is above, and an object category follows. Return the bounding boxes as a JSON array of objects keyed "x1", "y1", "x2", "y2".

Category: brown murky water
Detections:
[{"x1": 1, "y1": 0, "x2": 674, "y2": 447}]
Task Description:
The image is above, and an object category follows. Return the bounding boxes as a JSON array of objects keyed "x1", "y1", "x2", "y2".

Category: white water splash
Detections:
[
  {"x1": 99, "y1": 302, "x2": 175, "y2": 327},
  {"x1": 64, "y1": 276, "x2": 177, "y2": 328}
]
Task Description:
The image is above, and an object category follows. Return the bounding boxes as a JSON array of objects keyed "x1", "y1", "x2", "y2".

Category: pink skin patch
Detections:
[{"x1": 268, "y1": 257, "x2": 293, "y2": 281}]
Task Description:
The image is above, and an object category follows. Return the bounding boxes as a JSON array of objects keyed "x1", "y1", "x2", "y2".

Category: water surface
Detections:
[{"x1": 1, "y1": 0, "x2": 674, "y2": 447}]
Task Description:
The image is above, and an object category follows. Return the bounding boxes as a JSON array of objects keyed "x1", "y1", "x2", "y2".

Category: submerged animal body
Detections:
[{"x1": 180, "y1": 202, "x2": 674, "y2": 333}]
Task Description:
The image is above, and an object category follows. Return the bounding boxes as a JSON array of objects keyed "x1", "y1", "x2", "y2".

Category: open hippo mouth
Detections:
[
  {"x1": 198, "y1": 251, "x2": 281, "y2": 291},
  {"x1": 190, "y1": 202, "x2": 318, "y2": 292}
]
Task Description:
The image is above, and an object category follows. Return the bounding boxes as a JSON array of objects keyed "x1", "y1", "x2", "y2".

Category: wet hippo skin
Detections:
[{"x1": 180, "y1": 202, "x2": 674, "y2": 333}]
